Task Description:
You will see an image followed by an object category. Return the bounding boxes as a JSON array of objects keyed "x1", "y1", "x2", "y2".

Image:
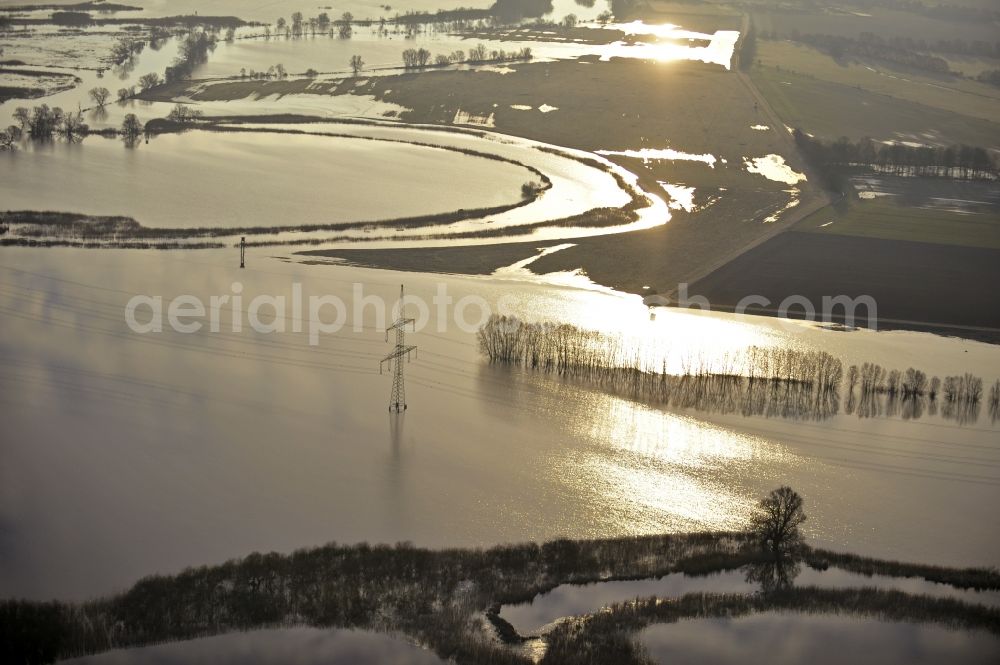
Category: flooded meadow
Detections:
[{"x1": 2, "y1": 2, "x2": 999, "y2": 663}]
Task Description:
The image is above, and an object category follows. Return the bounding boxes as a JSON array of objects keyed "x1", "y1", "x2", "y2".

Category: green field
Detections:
[
  {"x1": 798, "y1": 197, "x2": 1000, "y2": 249},
  {"x1": 750, "y1": 63, "x2": 1000, "y2": 145}
]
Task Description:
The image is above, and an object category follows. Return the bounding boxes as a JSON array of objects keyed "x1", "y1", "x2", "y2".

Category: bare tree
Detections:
[
  {"x1": 349, "y1": 54, "x2": 364, "y2": 77},
  {"x1": 0, "y1": 127, "x2": 16, "y2": 151},
  {"x1": 750, "y1": 486, "x2": 806, "y2": 555},
  {"x1": 339, "y1": 12, "x2": 353, "y2": 38},
  {"x1": 59, "y1": 111, "x2": 88, "y2": 141},
  {"x1": 167, "y1": 104, "x2": 203, "y2": 123},
  {"x1": 120, "y1": 113, "x2": 143, "y2": 146},
  {"x1": 88, "y1": 86, "x2": 111, "y2": 108},
  {"x1": 13, "y1": 106, "x2": 31, "y2": 129},
  {"x1": 138, "y1": 72, "x2": 161, "y2": 91},
  {"x1": 27, "y1": 104, "x2": 63, "y2": 138}
]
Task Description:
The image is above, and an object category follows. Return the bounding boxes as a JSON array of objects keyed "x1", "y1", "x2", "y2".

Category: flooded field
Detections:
[
  {"x1": 62, "y1": 627, "x2": 445, "y2": 665},
  {"x1": 501, "y1": 567, "x2": 1000, "y2": 635},
  {"x1": 1, "y1": 247, "x2": 998, "y2": 602},
  {"x1": 0, "y1": 128, "x2": 536, "y2": 229},
  {"x1": 0, "y1": 119, "x2": 666, "y2": 244},
  {"x1": 189, "y1": 23, "x2": 738, "y2": 82},
  {"x1": 2, "y1": 3, "x2": 999, "y2": 662},
  {"x1": 640, "y1": 612, "x2": 1000, "y2": 664}
]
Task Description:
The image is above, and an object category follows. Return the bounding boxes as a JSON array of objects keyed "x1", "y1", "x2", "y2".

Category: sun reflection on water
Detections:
[{"x1": 549, "y1": 387, "x2": 787, "y2": 533}]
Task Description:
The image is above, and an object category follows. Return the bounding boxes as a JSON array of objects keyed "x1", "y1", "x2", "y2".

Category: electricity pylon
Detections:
[{"x1": 380, "y1": 285, "x2": 417, "y2": 412}]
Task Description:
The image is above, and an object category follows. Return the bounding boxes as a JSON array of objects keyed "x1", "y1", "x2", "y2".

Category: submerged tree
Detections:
[
  {"x1": 349, "y1": 54, "x2": 364, "y2": 77},
  {"x1": 750, "y1": 486, "x2": 807, "y2": 555},
  {"x1": 88, "y1": 86, "x2": 110, "y2": 108},
  {"x1": 59, "y1": 111, "x2": 88, "y2": 141},
  {"x1": 13, "y1": 106, "x2": 31, "y2": 130},
  {"x1": 339, "y1": 12, "x2": 353, "y2": 38},
  {"x1": 0, "y1": 126, "x2": 17, "y2": 151},
  {"x1": 27, "y1": 104, "x2": 63, "y2": 138},
  {"x1": 120, "y1": 113, "x2": 143, "y2": 147},
  {"x1": 166, "y1": 104, "x2": 203, "y2": 123}
]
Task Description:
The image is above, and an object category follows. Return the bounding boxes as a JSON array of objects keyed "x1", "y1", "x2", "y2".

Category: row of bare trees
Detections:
[
  {"x1": 847, "y1": 363, "x2": 984, "y2": 402},
  {"x1": 478, "y1": 315, "x2": 842, "y2": 386},
  {"x1": 9, "y1": 105, "x2": 87, "y2": 141},
  {"x1": 273, "y1": 11, "x2": 355, "y2": 40},
  {"x1": 794, "y1": 130, "x2": 997, "y2": 181},
  {"x1": 478, "y1": 316, "x2": 996, "y2": 424},
  {"x1": 477, "y1": 316, "x2": 845, "y2": 419},
  {"x1": 403, "y1": 44, "x2": 532, "y2": 69}
]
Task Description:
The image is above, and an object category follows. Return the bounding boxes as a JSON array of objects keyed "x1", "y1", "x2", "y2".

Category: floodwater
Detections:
[
  {"x1": 191, "y1": 22, "x2": 739, "y2": 81},
  {"x1": 597, "y1": 147, "x2": 718, "y2": 167},
  {"x1": 640, "y1": 613, "x2": 1000, "y2": 664},
  {"x1": 60, "y1": 627, "x2": 445, "y2": 665},
  {"x1": 0, "y1": 247, "x2": 998, "y2": 603},
  {"x1": 744, "y1": 154, "x2": 807, "y2": 185},
  {"x1": 1, "y1": 12, "x2": 738, "y2": 129},
  {"x1": 0, "y1": 120, "x2": 663, "y2": 245},
  {"x1": 0, "y1": 28, "x2": 185, "y2": 129},
  {"x1": 0, "y1": 128, "x2": 534, "y2": 229},
  {"x1": 500, "y1": 567, "x2": 1000, "y2": 635}
]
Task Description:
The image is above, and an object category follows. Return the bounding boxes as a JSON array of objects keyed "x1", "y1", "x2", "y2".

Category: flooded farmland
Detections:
[
  {"x1": 2, "y1": 1, "x2": 999, "y2": 663},
  {"x1": 0, "y1": 129, "x2": 536, "y2": 229},
  {"x1": 1, "y1": 247, "x2": 998, "y2": 602},
  {"x1": 640, "y1": 613, "x2": 1000, "y2": 664}
]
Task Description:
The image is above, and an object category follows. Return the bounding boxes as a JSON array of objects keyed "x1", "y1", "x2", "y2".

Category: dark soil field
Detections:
[{"x1": 687, "y1": 231, "x2": 1000, "y2": 341}]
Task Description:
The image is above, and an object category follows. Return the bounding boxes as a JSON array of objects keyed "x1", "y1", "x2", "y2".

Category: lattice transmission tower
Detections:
[{"x1": 380, "y1": 285, "x2": 417, "y2": 412}]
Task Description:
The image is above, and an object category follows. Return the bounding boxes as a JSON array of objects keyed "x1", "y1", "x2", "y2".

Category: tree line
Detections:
[
  {"x1": 845, "y1": 363, "x2": 991, "y2": 423},
  {"x1": 476, "y1": 315, "x2": 845, "y2": 420},
  {"x1": 793, "y1": 32, "x2": 952, "y2": 75},
  {"x1": 793, "y1": 130, "x2": 997, "y2": 192},
  {"x1": 403, "y1": 44, "x2": 532, "y2": 69},
  {"x1": 738, "y1": 17, "x2": 756, "y2": 71},
  {"x1": 477, "y1": 315, "x2": 996, "y2": 425},
  {"x1": 478, "y1": 314, "x2": 842, "y2": 388},
  {"x1": 164, "y1": 30, "x2": 217, "y2": 83},
  {"x1": 2, "y1": 103, "x2": 146, "y2": 149}
]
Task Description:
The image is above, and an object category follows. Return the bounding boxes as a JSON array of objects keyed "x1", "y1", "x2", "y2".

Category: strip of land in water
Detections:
[{"x1": 3, "y1": 532, "x2": 999, "y2": 665}]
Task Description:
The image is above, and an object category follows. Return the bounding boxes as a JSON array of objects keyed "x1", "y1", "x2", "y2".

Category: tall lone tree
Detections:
[
  {"x1": 350, "y1": 54, "x2": 364, "y2": 77},
  {"x1": 120, "y1": 113, "x2": 143, "y2": 146},
  {"x1": 88, "y1": 86, "x2": 110, "y2": 108},
  {"x1": 750, "y1": 486, "x2": 807, "y2": 555}
]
